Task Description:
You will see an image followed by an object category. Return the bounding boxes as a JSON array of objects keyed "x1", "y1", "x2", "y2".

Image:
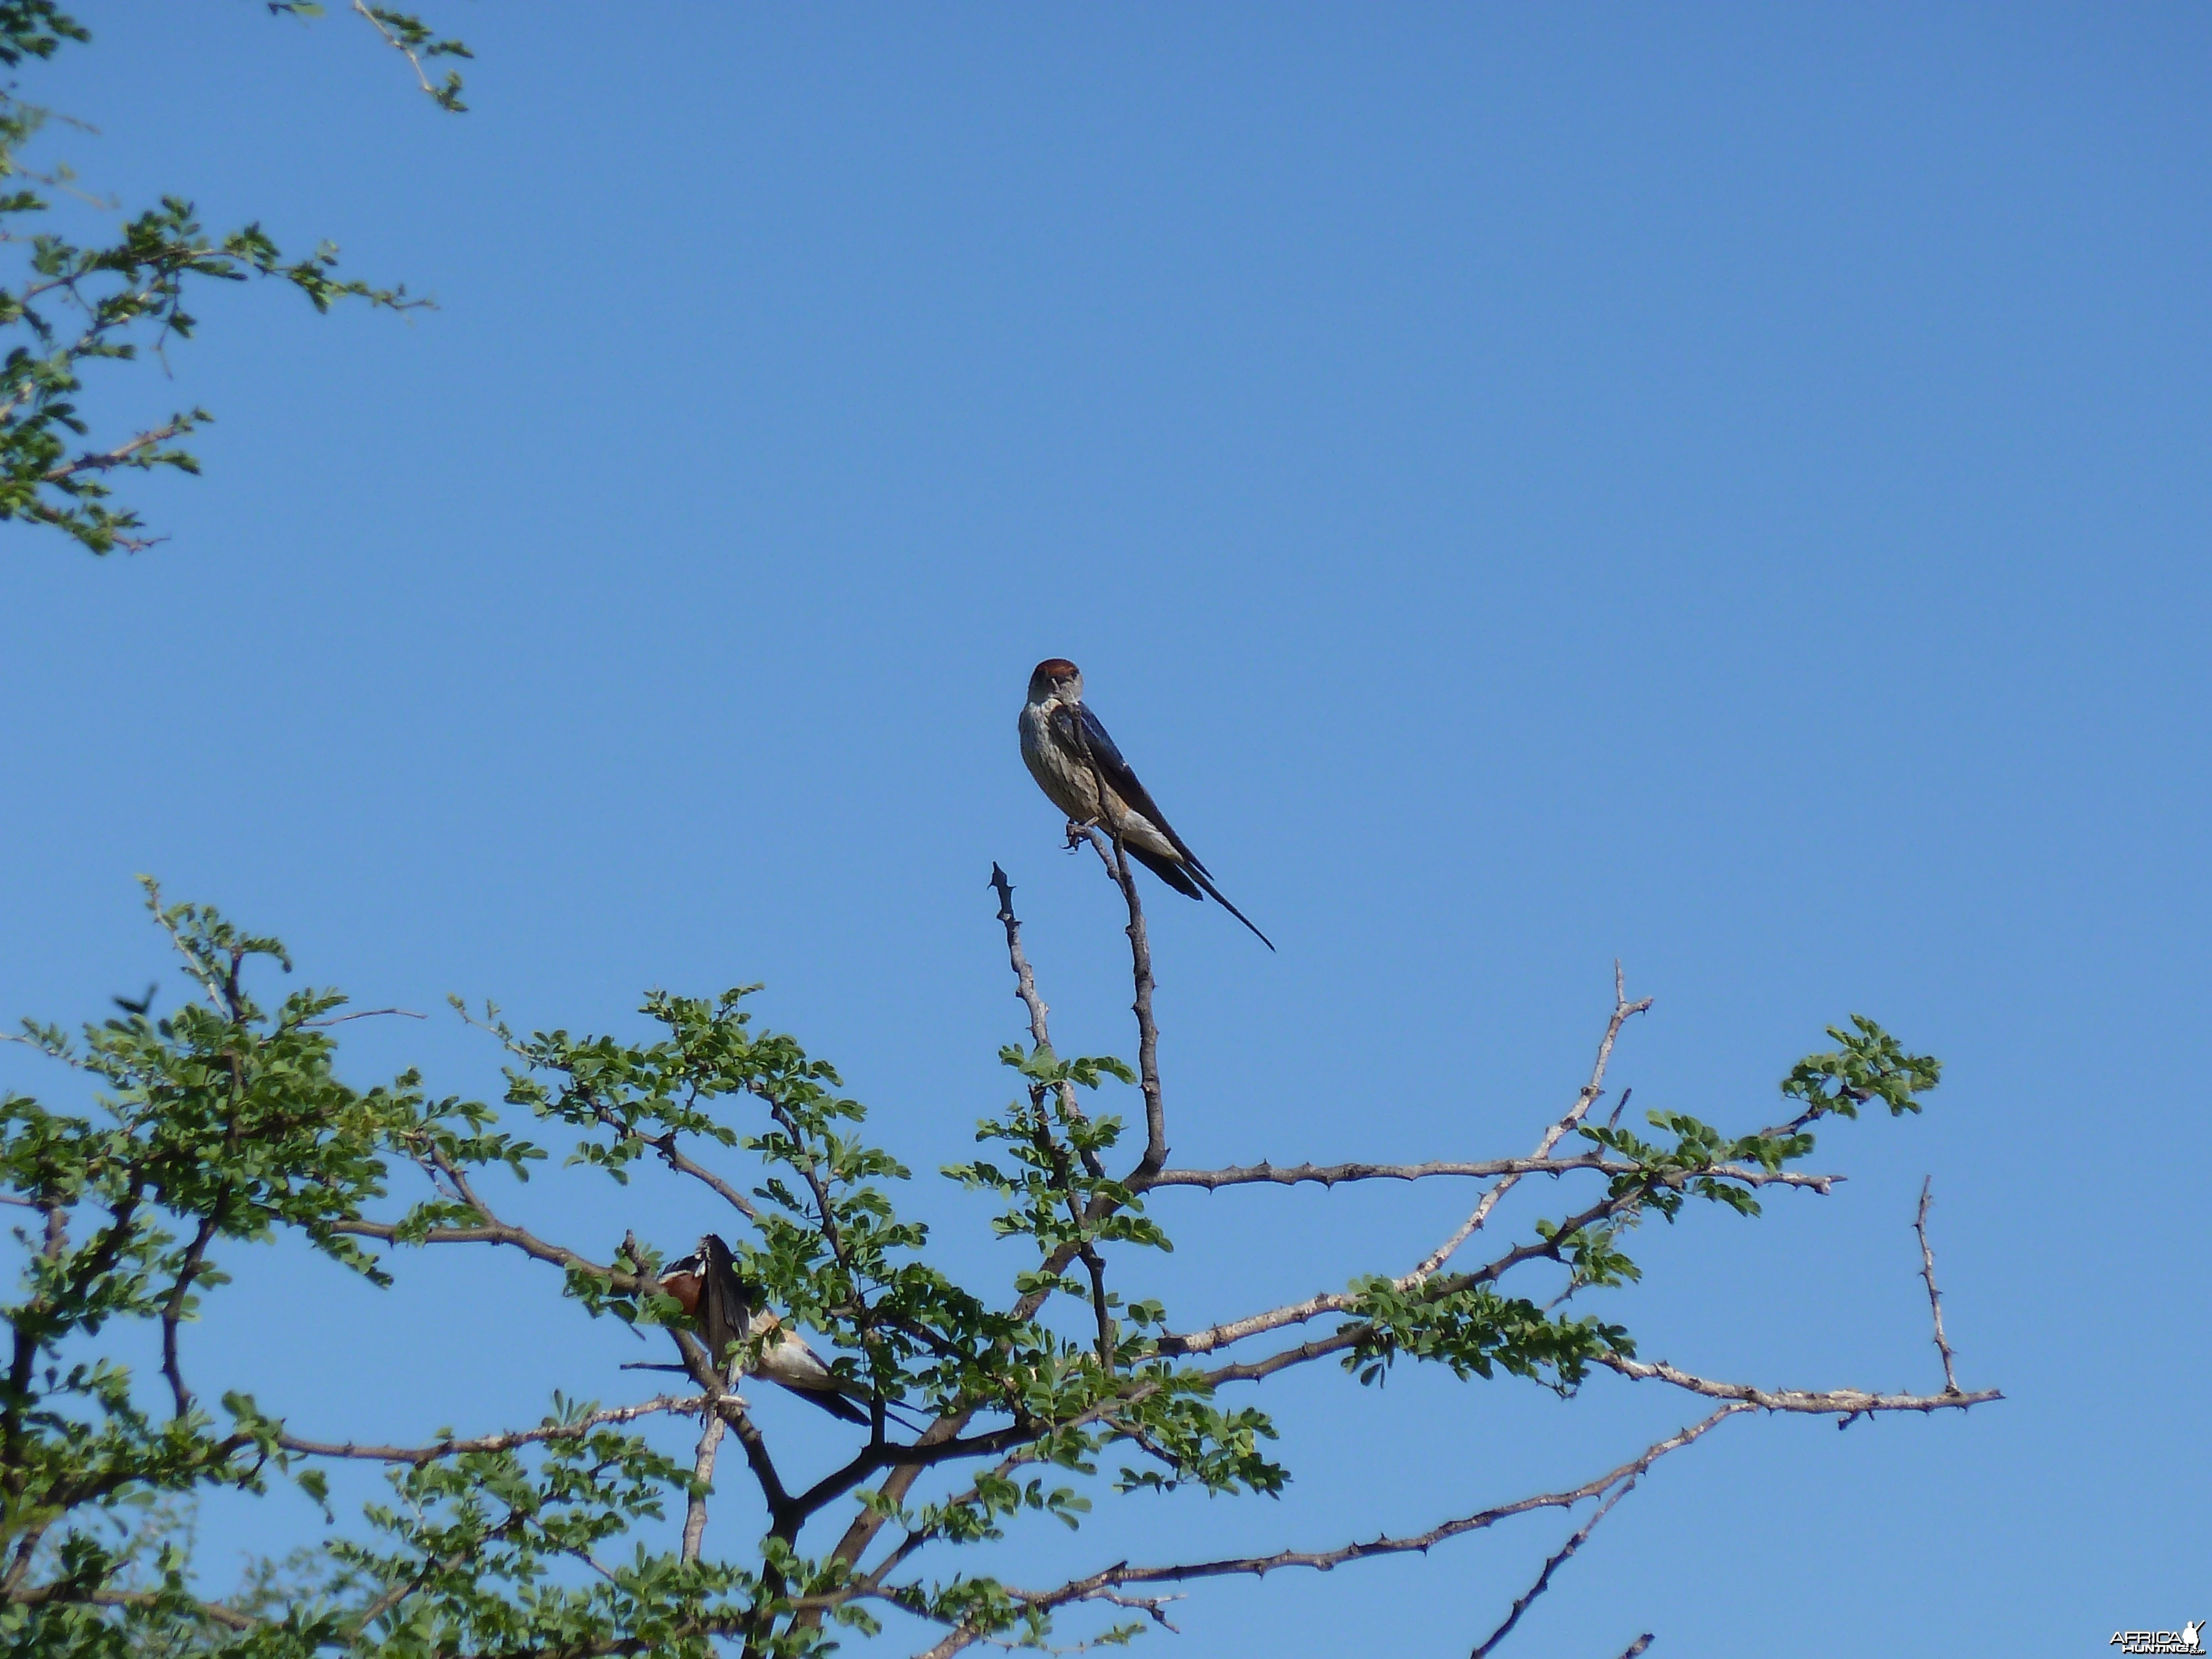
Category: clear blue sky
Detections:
[{"x1": 3, "y1": 6, "x2": 2206, "y2": 1654}]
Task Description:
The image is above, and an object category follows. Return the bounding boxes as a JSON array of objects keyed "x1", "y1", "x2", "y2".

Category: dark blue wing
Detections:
[
  {"x1": 696, "y1": 1233, "x2": 750, "y2": 1369},
  {"x1": 1052, "y1": 700, "x2": 1275, "y2": 947},
  {"x1": 1050, "y1": 701, "x2": 1211, "y2": 876}
]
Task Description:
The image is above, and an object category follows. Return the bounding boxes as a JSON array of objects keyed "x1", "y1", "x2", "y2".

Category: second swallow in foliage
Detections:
[{"x1": 658, "y1": 1233, "x2": 877, "y2": 1426}]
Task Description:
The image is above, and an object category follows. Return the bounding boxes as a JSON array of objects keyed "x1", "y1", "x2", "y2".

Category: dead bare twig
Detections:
[
  {"x1": 1916, "y1": 1175, "x2": 1963, "y2": 1395},
  {"x1": 900, "y1": 1407, "x2": 1751, "y2": 1659},
  {"x1": 1152, "y1": 1155, "x2": 1835, "y2": 1193},
  {"x1": 1469, "y1": 1473, "x2": 1644, "y2": 1658}
]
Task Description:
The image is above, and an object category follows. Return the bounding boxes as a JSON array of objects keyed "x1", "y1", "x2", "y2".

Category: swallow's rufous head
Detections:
[{"x1": 1027, "y1": 658, "x2": 1083, "y2": 705}]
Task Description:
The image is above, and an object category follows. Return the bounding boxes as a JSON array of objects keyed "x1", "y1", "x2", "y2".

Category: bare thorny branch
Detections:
[
  {"x1": 1153, "y1": 1155, "x2": 1835, "y2": 1193},
  {"x1": 1469, "y1": 1471, "x2": 1645, "y2": 1659},
  {"x1": 1916, "y1": 1174, "x2": 1963, "y2": 1396},
  {"x1": 1155, "y1": 964, "x2": 1656, "y2": 1361},
  {"x1": 890, "y1": 868, "x2": 1997, "y2": 1655},
  {"x1": 684, "y1": 1383, "x2": 730, "y2": 1563},
  {"x1": 1417, "y1": 960, "x2": 1651, "y2": 1281},
  {"x1": 908, "y1": 1407, "x2": 1751, "y2": 1659},
  {"x1": 275, "y1": 1394, "x2": 716, "y2": 1465}
]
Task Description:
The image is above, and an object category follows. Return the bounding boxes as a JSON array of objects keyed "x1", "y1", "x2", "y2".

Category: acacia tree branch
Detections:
[
  {"x1": 1593, "y1": 1353, "x2": 1999, "y2": 1415},
  {"x1": 652, "y1": 1133, "x2": 761, "y2": 1223},
  {"x1": 1583, "y1": 1192, "x2": 1999, "y2": 1418},
  {"x1": 2, "y1": 1584, "x2": 258, "y2": 1632},
  {"x1": 276, "y1": 1394, "x2": 709, "y2": 1464},
  {"x1": 902, "y1": 1407, "x2": 1752, "y2": 1659},
  {"x1": 1201, "y1": 1322, "x2": 2001, "y2": 1417},
  {"x1": 330, "y1": 1177, "x2": 646, "y2": 1295},
  {"x1": 159, "y1": 1212, "x2": 220, "y2": 1417},
  {"x1": 1411, "y1": 962, "x2": 1650, "y2": 1282},
  {"x1": 808, "y1": 860, "x2": 1156, "y2": 1607},
  {"x1": 847, "y1": 1382, "x2": 1184, "y2": 1599},
  {"x1": 1081, "y1": 1246, "x2": 1114, "y2": 1374},
  {"x1": 0, "y1": 1533, "x2": 47, "y2": 1601},
  {"x1": 682, "y1": 1393, "x2": 728, "y2": 1563},
  {"x1": 1469, "y1": 1474, "x2": 1642, "y2": 1658},
  {"x1": 1915, "y1": 1175, "x2": 1962, "y2": 1395},
  {"x1": 1160, "y1": 969, "x2": 1653, "y2": 1359},
  {"x1": 1116, "y1": 838, "x2": 1165, "y2": 1183},
  {"x1": 297, "y1": 1006, "x2": 427, "y2": 1027},
  {"x1": 451, "y1": 1001, "x2": 761, "y2": 1224},
  {"x1": 997, "y1": 859, "x2": 1120, "y2": 1378},
  {"x1": 1071, "y1": 824, "x2": 1165, "y2": 1184},
  {"x1": 991, "y1": 862, "x2": 1104, "y2": 1180},
  {"x1": 348, "y1": 0, "x2": 468, "y2": 108},
  {"x1": 1192, "y1": 1175, "x2": 2012, "y2": 1415},
  {"x1": 39, "y1": 416, "x2": 195, "y2": 485},
  {"x1": 1151, "y1": 1155, "x2": 1835, "y2": 1193},
  {"x1": 1199, "y1": 1329, "x2": 1357, "y2": 1388}
]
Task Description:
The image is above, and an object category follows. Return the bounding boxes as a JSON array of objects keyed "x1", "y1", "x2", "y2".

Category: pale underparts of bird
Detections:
[{"x1": 1019, "y1": 656, "x2": 1275, "y2": 950}]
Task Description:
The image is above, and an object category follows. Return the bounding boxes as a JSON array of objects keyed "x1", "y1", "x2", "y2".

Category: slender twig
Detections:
[
  {"x1": 1594, "y1": 1353, "x2": 1999, "y2": 1415},
  {"x1": 1081, "y1": 1246, "x2": 1114, "y2": 1374},
  {"x1": 452, "y1": 1002, "x2": 761, "y2": 1223},
  {"x1": 330, "y1": 1212, "x2": 638, "y2": 1288},
  {"x1": 38, "y1": 418, "x2": 192, "y2": 485},
  {"x1": 348, "y1": 0, "x2": 462, "y2": 103},
  {"x1": 729, "y1": 1405, "x2": 794, "y2": 1531},
  {"x1": 1411, "y1": 963, "x2": 1650, "y2": 1282},
  {"x1": 651, "y1": 1133, "x2": 763, "y2": 1223},
  {"x1": 1469, "y1": 1476, "x2": 1641, "y2": 1657},
  {"x1": 813, "y1": 860, "x2": 1155, "y2": 1606},
  {"x1": 989, "y1": 862, "x2": 1070, "y2": 1096},
  {"x1": 1914, "y1": 1176, "x2": 1961, "y2": 1395},
  {"x1": 901, "y1": 1408, "x2": 1750, "y2": 1659},
  {"x1": 299, "y1": 1007, "x2": 427, "y2": 1027},
  {"x1": 1614, "y1": 1636, "x2": 1655, "y2": 1658},
  {"x1": 158, "y1": 1213, "x2": 221, "y2": 1417},
  {"x1": 684, "y1": 1387, "x2": 729, "y2": 1562},
  {"x1": 1157, "y1": 973, "x2": 1652, "y2": 1358},
  {"x1": 991, "y1": 863, "x2": 1103, "y2": 1178},
  {"x1": 277, "y1": 1395, "x2": 709, "y2": 1464},
  {"x1": 1152, "y1": 1156, "x2": 1834, "y2": 1193},
  {"x1": 1072, "y1": 825, "x2": 1165, "y2": 1183},
  {"x1": 2, "y1": 1584, "x2": 257, "y2": 1631}
]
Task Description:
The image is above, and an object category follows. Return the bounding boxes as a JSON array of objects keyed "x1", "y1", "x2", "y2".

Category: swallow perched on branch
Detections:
[
  {"x1": 657, "y1": 1234, "x2": 875, "y2": 1426},
  {"x1": 1019, "y1": 658, "x2": 1274, "y2": 950}
]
